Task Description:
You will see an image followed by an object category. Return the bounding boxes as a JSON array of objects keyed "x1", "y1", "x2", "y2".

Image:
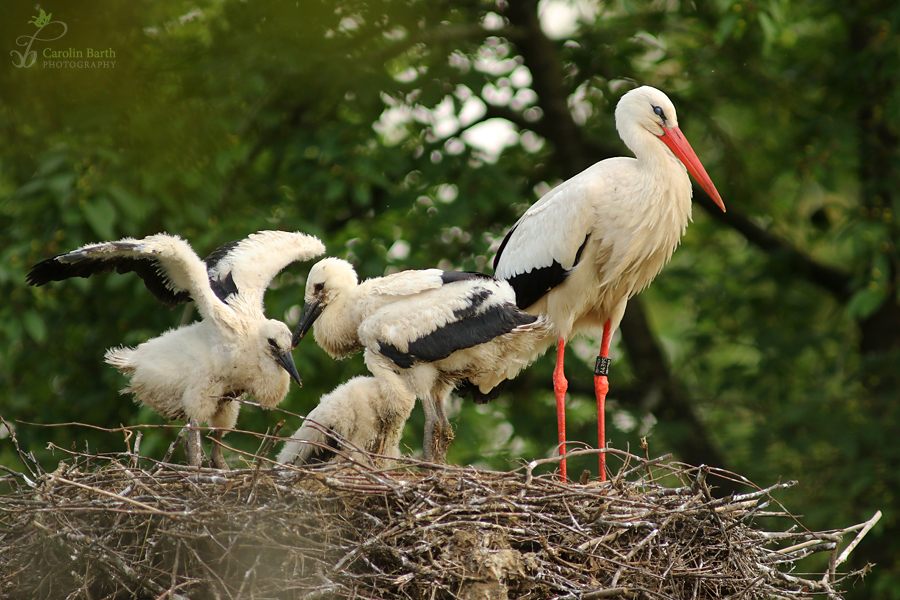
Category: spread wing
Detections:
[
  {"x1": 27, "y1": 234, "x2": 207, "y2": 309},
  {"x1": 205, "y1": 230, "x2": 325, "y2": 311}
]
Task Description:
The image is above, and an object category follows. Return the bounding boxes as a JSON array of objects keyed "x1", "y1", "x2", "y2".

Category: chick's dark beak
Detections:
[
  {"x1": 276, "y1": 349, "x2": 303, "y2": 388},
  {"x1": 292, "y1": 298, "x2": 323, "y2": 348}
]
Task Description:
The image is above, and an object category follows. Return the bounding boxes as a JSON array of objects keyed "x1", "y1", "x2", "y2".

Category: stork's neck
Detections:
[
  {"x1": 626, "y1": 125, "x2": 681, "y2": 174},
  {"x1": 629, "y1": 130, "x2": 693, "y2": 221},
  {"x1": 313, "y1": 286, "x2": 367, "y2": 358}
]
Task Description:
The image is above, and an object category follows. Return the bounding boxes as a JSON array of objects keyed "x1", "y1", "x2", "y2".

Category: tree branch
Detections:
[
  {"x1": 693, "y1": 192, "x2": 853, "y2": 300},
  {"x1": 503, "y1": 0, "x2": 592, "y2": 176}
]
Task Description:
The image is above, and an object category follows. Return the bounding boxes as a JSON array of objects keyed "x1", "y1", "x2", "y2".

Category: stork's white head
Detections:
[
  {"x1": 615, "y1": 86, "x2": 725, "y2": 212},
  {"x1": 292, "y1": 257, "x2": 359, "y2": 347},
  {"x1": 304, "y1": 258, "x2": 359, "y2": 302},
  {"x1": 615, "y1": 86, "x2": 679, "y2": 140},
  {"x1": 249, "y1": 319, "x2": 303, "y2": 407}
]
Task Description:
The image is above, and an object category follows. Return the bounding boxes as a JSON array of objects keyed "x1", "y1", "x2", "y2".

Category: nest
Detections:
[{"x1": 0, "y1": 426, "x2": 877, "y2": 600}]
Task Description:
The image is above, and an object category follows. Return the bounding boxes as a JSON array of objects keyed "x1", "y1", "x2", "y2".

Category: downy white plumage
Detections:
[
  {"x1": 28, "y1": 230, "x2": 325, "y2": 468},
  {"x1": 278, "y1": 376, "x2": 411, "y2": 467},
  {"x1": 293, "y1": 258, "x2": 551, "y2": 463}
]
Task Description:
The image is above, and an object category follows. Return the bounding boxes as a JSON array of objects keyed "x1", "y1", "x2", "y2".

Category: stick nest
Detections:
[{"x1": 0, "y1": 434, "x2": 871, "y2": 600}]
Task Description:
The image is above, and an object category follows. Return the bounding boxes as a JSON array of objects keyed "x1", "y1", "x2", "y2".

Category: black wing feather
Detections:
[
  {"x1": 378, "y1": 340, "x2": 415, "y2": 369},
  {"x1": 204, "y1": 240, "x2": 242, "y2": 302},
  {"x1": 208, "y1": 270, "x2": 238, "y2": 303},
  {"x1": 440, "y1": 270, "x2": 493, "y2": 285},
  {"x1": 27, "y1": 242, "x2": 141, "y2": 286},
  {"x1": 492, "y1": 222, "x2": 518, "y2": 271},
  {"x1": 203, "y1": 239, "x2": 240, "y2": 270},
  {"x1": 505, "y1": 262, "x2": 568, "y2": 310},
  {"x1": 378, "y1": 302, "x2": 538, "y2": 368},
  {"x1": 456, "y1": 378, "x2": 508, "y2": 404},
  {"x1": 299, "y1": 427, "x2": 342, "y2": 465},
  {"x1": 449, "y1": 287, "x2": 490, "y2": 320},
  {"x1": 27, "y1": 251, "x2": 192, "y2": 308},
  {"x1": 502, "y1": 234, "x2": 591, "y2": 310}
]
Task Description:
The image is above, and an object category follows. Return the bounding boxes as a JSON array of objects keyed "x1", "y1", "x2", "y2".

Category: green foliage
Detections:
[{"x1": 2, "y1": 1, "x2": 899, "y2": 596}]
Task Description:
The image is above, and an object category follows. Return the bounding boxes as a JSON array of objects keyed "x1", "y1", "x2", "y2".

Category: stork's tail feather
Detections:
[{"x1": 104, "y1": 346, "x2": 137, "y2": 373}]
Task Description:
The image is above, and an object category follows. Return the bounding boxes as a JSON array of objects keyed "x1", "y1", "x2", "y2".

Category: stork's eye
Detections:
[
  {"x1": 267, "y1": 338, "x2": 279, "y2": 349},
  {"x1": 652, "y1": 105, "x2": 667, "y2": 120},
  {"x1": 313, "y1": 282, "x2": 325, "y2": 293}
]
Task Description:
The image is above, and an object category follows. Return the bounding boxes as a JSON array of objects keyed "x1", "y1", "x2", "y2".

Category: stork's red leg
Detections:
[
  {"x1": 553, "y1": 336, "x2": 568, "y2": 480},
  {"x1": 595, "y1": 320, "x2": 612, "y2": 482}
]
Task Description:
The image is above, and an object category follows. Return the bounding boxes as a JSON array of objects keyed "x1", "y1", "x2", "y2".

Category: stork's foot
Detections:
[
  {"x1": 422, "y1": 395, "x2": 454, "y2": 464},
  {"x1": 423, "y1": 418, "x2": 435, "y2": 463},
  {"x1": 210, "y1": 430, "x2": 229, "y2": 470},
  {"x1": 427, "y1": 422, "x2": 454, "y2": 464},
  {"x1": 422, "y1": 421, "x2": 448, "y2": 464},
  {"x1": 183, "y1": 425, "x2": 202, "y2": 467}
]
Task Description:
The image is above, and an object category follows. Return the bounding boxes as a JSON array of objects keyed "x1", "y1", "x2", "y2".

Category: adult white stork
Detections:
[
  {"x1": 277, "y1": 376, "x2": 411, "y2": 467},
  {"x1": 293, "y1": 258, "x2": 551, "y2": 463},
  {"x1": 27, "y1": 230, "x2": 325, "y2": 468},
  {"x1": 493, "y1": 86, "x2": 726, "y2": 481}
]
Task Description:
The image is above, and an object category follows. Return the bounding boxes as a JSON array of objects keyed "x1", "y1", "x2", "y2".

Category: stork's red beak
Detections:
[{"x1": 660, "y1": 126, "x2": 726, "y2": 212}]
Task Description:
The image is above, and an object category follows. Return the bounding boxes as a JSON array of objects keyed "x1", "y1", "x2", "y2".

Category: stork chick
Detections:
[
  {"x1": 293, "y1": 258, "x2": 551, "y2": 463},
  {"x1": 27, "y1": 230, "x2": 325, "y2": 468},
  {"x1": 278, "y1": 376, "x2": 412, "y2": 467}
]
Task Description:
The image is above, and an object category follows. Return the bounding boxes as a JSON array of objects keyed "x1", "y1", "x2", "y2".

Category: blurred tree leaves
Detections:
[{"x1": 2, "y1": 0, "x2": 899, "y2": 595}]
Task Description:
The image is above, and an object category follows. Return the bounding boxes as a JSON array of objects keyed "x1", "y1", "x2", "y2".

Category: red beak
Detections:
[{"x1": 660, "y1": 126, "x2": 726, "y2": 212}]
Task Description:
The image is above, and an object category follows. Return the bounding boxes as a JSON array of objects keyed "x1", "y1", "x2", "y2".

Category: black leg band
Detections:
[{"x1": 594, "y1": 356, "x2": 611, "y2": 377}]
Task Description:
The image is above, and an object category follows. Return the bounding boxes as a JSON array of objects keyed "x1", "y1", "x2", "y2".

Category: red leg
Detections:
[
  {"x1": 595, "y1": 320, "x2": 612, "y2": 482},
  {"x1": 553, "y1": 336, "x2": 568, "y2": 481}
]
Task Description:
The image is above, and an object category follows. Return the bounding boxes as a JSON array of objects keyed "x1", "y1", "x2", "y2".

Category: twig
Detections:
[
  {"x1": 582, "y1": 588, "x2": 634, "y2": 599},
  {"x1": 0, "y1": 463, "x2": 37, "y2": 488},
  {"x1": 161, "y1": 427, "x2": 186, "y2": 466},
  {"x1": 131, "y1": 430, "x2": 143, "y2": 469},
  {"x1": 247, "y1": 419, "x2": 286, "y2": 504},
  {"x1": 51, "y1": 475, "x2": 169, "y2": 515},
  {"x1": 833, "y1": 510, "x2": 882, "y2": 569}
]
